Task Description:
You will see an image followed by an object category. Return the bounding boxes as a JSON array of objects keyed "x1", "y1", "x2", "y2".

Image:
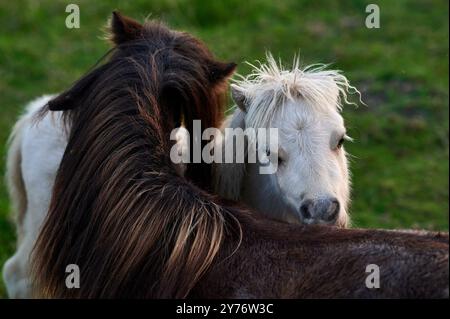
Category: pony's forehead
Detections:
[
  {"x1": 277, "y1": 99, "x2": 345, "y2": 124},
  {"x1": 269, "y1": 102, "x2": 346, "y2": 141}
]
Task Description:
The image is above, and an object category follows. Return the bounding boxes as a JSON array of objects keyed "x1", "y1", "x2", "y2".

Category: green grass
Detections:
[{"x1": 0, "y1": 0, "x2": 448, "y2": 298}]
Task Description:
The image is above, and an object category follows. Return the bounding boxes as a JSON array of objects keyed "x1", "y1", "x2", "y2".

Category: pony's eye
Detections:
[
  {"x1": 336, "y1": 134, "x2": 353, "y2": 150},
  {"x1": 337, "y1": 137, "x2": 345, "y2": 149},
  {"x1": 265, "y1": 148, "x2": 283, "y2": 165}
]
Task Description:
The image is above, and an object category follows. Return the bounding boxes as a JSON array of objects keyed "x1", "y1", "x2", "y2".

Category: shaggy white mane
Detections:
[{"x1": 232, "y1": 52, "x2": 362, "y2": 129}]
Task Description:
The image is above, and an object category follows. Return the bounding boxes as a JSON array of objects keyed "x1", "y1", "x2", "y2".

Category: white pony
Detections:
[
  {"x1": 214, "y1": 54, "x2": 357, "y2": 226},
  {"x1": 2, "y1": 53, "x2": 358, "y2": 298}
]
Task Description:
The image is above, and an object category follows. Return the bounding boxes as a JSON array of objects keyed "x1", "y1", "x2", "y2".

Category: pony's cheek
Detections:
[{"x1": 276, "y1": 170, "x2": 303, "y2": 207}]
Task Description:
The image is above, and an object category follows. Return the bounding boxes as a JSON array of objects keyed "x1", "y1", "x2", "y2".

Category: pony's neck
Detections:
[{"x1": 213, "y1": 110, "x2": 247, "y2": 200}]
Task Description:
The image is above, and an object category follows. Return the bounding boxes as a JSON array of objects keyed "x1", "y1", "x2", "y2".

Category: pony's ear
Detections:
[
  {"x1": 108, "y1": 11, "x2": 143, "y2": 45},
  {"x1": 231, "y1": 84, "x2": 247, "y2": 112},
  {"x1": 208, "y1": 61, "x2": 237, "y2": 85}
]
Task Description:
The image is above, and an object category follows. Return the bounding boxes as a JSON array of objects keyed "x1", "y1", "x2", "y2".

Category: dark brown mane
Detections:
[{"x1": 31, "y1": 12, "x2": 237, "y2": 298}]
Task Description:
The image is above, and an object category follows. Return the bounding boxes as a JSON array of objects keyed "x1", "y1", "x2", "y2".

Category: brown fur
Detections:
[
  {"x1": 31, "y1": 12, "x2": 448, "y2": 299},
  {"x1": 31, "y1": 12, "x2": 236, "y2": 298},
  {"x1": 193, "y1": 206, "x2": 449, "y2": 298}
]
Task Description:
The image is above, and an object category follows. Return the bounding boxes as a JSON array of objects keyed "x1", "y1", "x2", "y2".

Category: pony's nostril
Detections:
[
  {"x1": 300, "y1": 199, "x2": 339, "y2": 223},
  {"x1": 300, "y1": 200, "x2": 313, "y2": 219},
  {"x1": 325, "y1": 199, "x2": 340, "y2": 222}
]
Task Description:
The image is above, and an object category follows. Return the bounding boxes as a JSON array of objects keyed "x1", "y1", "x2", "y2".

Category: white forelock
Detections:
[{"x1": 232, "y1": 52, "x2": 361, "y2": 130}]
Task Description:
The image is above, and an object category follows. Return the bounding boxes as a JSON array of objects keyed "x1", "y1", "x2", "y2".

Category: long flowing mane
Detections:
[
  {"x1": 232, "y1": 53, "x2": 361, "y2": 130},
  {"x1": 31, "y1": 12, "x2": 238, "y2": 298}
]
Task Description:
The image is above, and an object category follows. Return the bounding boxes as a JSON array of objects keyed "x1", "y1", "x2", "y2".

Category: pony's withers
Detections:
[{"x1": 31, "y1": 12, "x2": 237, "y2": 298}]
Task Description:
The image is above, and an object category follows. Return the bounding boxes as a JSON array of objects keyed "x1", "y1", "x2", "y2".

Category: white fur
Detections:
[
  {"x1": 214, "y1": 53, "x2": 361, "y2": 226},
  {"x1": 2, "y1": 95, "x2": 67, "y2": 298}
]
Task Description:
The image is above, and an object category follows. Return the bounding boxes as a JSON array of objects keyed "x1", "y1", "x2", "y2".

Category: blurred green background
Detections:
[{"x1": 0, "y1": 0, "x2": 448, "y2": 298}]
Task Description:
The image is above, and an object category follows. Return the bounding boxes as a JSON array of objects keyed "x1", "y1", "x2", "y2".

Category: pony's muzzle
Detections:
[{"x1": 300, "y1": 198, "x2": 340, "y2": 225}]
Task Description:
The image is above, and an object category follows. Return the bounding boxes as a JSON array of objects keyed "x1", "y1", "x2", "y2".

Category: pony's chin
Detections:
[
  {"x1": 281, "y1": 213, "x2": 303, "y2": 225},
  {"x1": 297, "y1": 209, "x2": 349, "y2": 228}
]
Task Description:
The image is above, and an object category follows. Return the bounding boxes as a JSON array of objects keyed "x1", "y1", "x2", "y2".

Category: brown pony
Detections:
[
  {"x1": 32, "y1": 12, "x2": 448, "y2": 298},
  {"x1": 32, "y1": 11, "x2": 236, "y2": 298}
]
